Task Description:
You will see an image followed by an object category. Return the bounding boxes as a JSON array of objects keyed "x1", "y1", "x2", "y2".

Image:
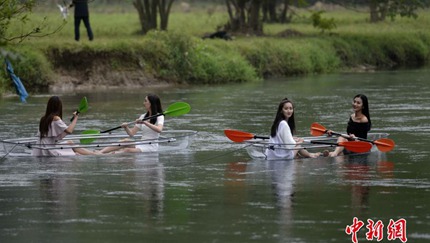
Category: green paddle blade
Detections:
[
  {"x1": 164, "y1": 102, "x2": 191, "y2": 117},
  {"x1": 80, "y1": 129, "x2": 100, "y2": 144},
  {"x1": 78, "y1": 97, "x2": 89, "y2": 113}
]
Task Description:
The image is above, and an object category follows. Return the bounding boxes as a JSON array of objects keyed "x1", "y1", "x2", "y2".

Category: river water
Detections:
[{"x1": 0, "y1": 68, "x2": 429, "y2": 242}]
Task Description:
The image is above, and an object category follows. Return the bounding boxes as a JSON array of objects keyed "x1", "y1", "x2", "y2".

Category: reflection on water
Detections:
[{"x1": 266, "y1": 160, "x2": 296, "y2": 240}]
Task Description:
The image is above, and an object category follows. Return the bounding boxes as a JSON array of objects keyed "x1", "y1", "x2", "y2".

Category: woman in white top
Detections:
[
  {"x1": 100, "y1": 94, "x2": 164, "y2": 154},
  {"x1": 265, "y1": 98, "x2": 320, "y2": 160},
  {"x1": 31, "y1": 96, "x2": 99, "y2": 156}
]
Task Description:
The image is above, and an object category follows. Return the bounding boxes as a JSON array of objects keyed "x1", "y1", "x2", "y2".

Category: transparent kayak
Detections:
[
  {"x1": 244, "y1": 133, "x2": 390, "y2": 160},
  {"x1": 0, "y1": 130, "x2": 197, "y2": 157}
]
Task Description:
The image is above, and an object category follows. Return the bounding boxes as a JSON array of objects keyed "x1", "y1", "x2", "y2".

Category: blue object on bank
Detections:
[{"x1": 5, "y1": 59, "x2": 28, "y2": 103}]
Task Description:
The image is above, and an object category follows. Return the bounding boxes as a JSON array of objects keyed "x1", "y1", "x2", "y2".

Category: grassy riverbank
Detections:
[{"x1": 1, "y1": 4, "x2": 430, "y2": 94}]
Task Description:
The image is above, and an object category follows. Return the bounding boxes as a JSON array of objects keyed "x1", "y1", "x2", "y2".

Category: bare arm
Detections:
[
  {"x1": 139, "y1": 120, "x2": 163, "y2": 133},
  {"x1": 54, "y1": 112, "x2": 78, "y2": 134}
]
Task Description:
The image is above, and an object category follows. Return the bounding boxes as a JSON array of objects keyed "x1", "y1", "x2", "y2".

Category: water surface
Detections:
[{"x1": 1, "y1": 68, "x2": 429, "y2": 242}]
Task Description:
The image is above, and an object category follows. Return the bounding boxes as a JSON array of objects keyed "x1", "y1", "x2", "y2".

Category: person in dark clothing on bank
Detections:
[{"x1": 69, "y1": 0, "x2": 94, "y2": 41}]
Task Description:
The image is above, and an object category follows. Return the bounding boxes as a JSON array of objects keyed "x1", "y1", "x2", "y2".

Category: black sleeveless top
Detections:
[{"x1": 346, "y1": 117, "x2": 370, "y2": 139}]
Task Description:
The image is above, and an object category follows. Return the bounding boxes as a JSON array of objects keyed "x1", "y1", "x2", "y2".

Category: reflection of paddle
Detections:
[
  {"x1": 224, "y1": 129, "x2": 372, "y2": 153},
  {"x1": 80, "y1": 102, "x2": 191, "y2": 144},
  {"x1": 310, "y1": 122, "x2": 395, "y2": 152},
  {"x1": 70, "y1": 97, "x2": 89, "y2": 122}
]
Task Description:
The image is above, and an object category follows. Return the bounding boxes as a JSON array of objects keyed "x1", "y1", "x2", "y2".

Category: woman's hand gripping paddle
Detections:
[
  {"x1": 310, "y1": 122, "x2": 395, "y2": 152},
  {"x1": 224, "y1": 129, "x2": 373, "y2": 153},
  {"x1": 70, "y1": 97, "x2": 89, "y2": 122},
  {"x1": 80, "y1": 102, "x2": 191, "y2": 144}
]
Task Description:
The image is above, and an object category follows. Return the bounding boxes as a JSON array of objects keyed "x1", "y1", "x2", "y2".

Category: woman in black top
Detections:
[{"x1": 328, "y1": 94, "x2": 371, "y2": 157}]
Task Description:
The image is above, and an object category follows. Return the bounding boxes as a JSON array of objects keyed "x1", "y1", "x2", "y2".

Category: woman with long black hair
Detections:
[
  {"x1": 328, "y1": 94, "x2": 372, "y2": 157},
  {"x1": 100, "y1": 94, "x2": 164, "y2": 154},
  {"x1": 265, "y1": 98, "x2": 320, "y2": 160},
  {"x1": 32, "y1": 96, "x2": 98, "y2": 156}
]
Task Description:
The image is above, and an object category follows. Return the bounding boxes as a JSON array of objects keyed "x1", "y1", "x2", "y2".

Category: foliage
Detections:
[
  {"x1": 0, "y1": 46, "x2": 52, "y2": 93},
  {"x1": 235, "y1": 38, "x2": 340, "y2": 77},
  {"x1": 141, "y1": 31, "x2": 257, "y2": 83},
  {"x1": 310, "y1": 11, "x2": 337, "y2": 33},
  {"x1": 2, "y1": 6, "x2": 430, "y2": 93},
  {"x1": 385, "y1": 0, "x2": 428, "y2": 20},
  {"x1": 0, "y1": 0, "x2": 36, "y2": 44}
]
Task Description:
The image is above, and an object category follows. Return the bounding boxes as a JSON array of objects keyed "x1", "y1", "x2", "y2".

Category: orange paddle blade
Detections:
[
  {"x1": 339, "y1": 141, "x2": 373, "y2": 153},
  {"x1": 224, "y1": 129, "x2": 254, "y2": 143},
  {"x1": 310, "y1": 122, "x2": 328, "y2": 136},
  {"x1": 373, "y1": 138, "x2": 395, "y2": 152}
]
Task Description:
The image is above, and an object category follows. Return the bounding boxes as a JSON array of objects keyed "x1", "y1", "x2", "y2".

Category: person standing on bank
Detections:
[
  {"x1": 327, "y1": 94, "x2": 371, "y2": 157},
  {"x1": 69, "y1": 0, "x2": 94, "y2": 41}
]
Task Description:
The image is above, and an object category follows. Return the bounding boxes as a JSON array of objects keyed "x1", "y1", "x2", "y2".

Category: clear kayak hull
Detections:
[
  {"x1": 244, "y1": 133, "x2": 390, "y2": 160},
  {"x1": 1, "y1": 130, "x2": 197, "y2": 157}
]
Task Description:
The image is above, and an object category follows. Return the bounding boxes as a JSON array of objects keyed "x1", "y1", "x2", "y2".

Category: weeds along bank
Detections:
[{"x1": 1, "y1": 30, "x2": 430, "y2": 94}]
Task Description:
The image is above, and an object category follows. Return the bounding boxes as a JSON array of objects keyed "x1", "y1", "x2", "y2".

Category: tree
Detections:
[
  {"x1": 310, "y1": 10, "x2": 336, "y2": 33},
  {"x1": 133, "y1": 0, "x2": 175, "y2": 34},
  {"x1": 225, "y1": 0, "x2": 263, "y2": 35},
  {"x1": 0, "y1": 0, "x2": 36, "y2": 44},
  {"x1": 1, "y1": 0, "x2": 67, "y2": 45},
  {"x1": 327, "y1": 0, "x2": 427, "y2": 23},
  {"x1": 262, "y1": 0, "x2": 306, "y2": 24},
  {"x1": 369, "y1": 0, "x2": 427, "y2": 22}
]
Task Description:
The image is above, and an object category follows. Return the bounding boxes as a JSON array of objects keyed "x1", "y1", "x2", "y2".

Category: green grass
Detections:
[{"x1": 1, "y1": 4, "x2": 430, "y2": 93}]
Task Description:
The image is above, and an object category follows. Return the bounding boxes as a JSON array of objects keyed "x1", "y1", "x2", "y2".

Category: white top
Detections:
[
  {"x1": 265, "y1": 120, "x2": 296, "y2": 160},
  {"x1": 134, "y1": 114, "x2": 164, "y2": 152},
  {"x1": 31, "y1": 119, "x2": 75, "y2": 156}
]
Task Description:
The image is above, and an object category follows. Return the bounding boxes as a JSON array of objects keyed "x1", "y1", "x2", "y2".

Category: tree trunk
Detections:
[
  {"x1": 225, "y1": 0, "x2": 263, "y2": 35},
  {"x1": 369, "y1": 0, "x2": 379, "y2": 22},
  {"x1": 262, "y1": 0, "x2": 277, "y2": 23},
  {"x1": 133, "y1": 0, "x2": 158, "y2": 34},
  {"x1": 159, "y1": 0, "x2": 175, "y2": 31},
  {"x1": 279, "y1": 0, "x2": 291, "y2": 23},
  {"x1": 249, "y1": 0, "x2": 263, "y2": 34},
  {"x1": 369, "y1": 0, "x2": 388, "y2": 23}
]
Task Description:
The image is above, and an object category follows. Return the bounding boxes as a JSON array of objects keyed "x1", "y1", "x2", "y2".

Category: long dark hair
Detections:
[
  {"x1": 144, "y1": 94, "x2": 163, "y2": 124},
  {"x1": 355, "y1": 94, "x2": 371, "y2": 131},
  {"x1": 270, "y1": 98, "x2": 296, "y2": 137},
  {"x1": 39, "y1": 96, "x2": 63, "y2": 138}
]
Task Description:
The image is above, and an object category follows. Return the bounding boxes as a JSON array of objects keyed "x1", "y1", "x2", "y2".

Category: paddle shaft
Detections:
[
  {"x1": 328, "y1": 130, "x2": 377, "y2": 144},
  {"x1": 254, "y1": 135, "x2": 269, "y2": 139},
  {"x1": 100, "y1": 112, "x2": 163, "y2": 133}
]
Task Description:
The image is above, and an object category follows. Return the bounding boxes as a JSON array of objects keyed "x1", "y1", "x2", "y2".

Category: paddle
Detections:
[
  {"x1": 70, "y1": 97, "x2": 89, "y2": 122},
  {"x1": 80, "y1": 102, "x2": 191, "y2": 144},
  {"x1": 224, "y1": 129, "x2": 372, "y2": 153},
  {"x1": 310, "y1": 122, "x2": 395, "y2": 152},
  {"x1": 224, "y1": 129, "x2": 269, "y2": 142}
]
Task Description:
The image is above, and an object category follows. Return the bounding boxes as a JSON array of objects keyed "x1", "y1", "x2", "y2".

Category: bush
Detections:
[{"x1": 0, "y1": 47, "x2": 52, "y2": 94}]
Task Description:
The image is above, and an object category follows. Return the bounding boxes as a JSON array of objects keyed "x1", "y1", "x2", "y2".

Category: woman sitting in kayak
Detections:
[
  {"x1": 100, "y1": 94, "x2": 164, "y2": 154},
  {"x1": 32, "y1": 96, "x2": 99, "y2": 156},
  {"x1": 265, "y1": 98, "x2": 321, "y2": 160},
  {"x1": 327, "y1": 94, "x2": 372, "y2": 157}
]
